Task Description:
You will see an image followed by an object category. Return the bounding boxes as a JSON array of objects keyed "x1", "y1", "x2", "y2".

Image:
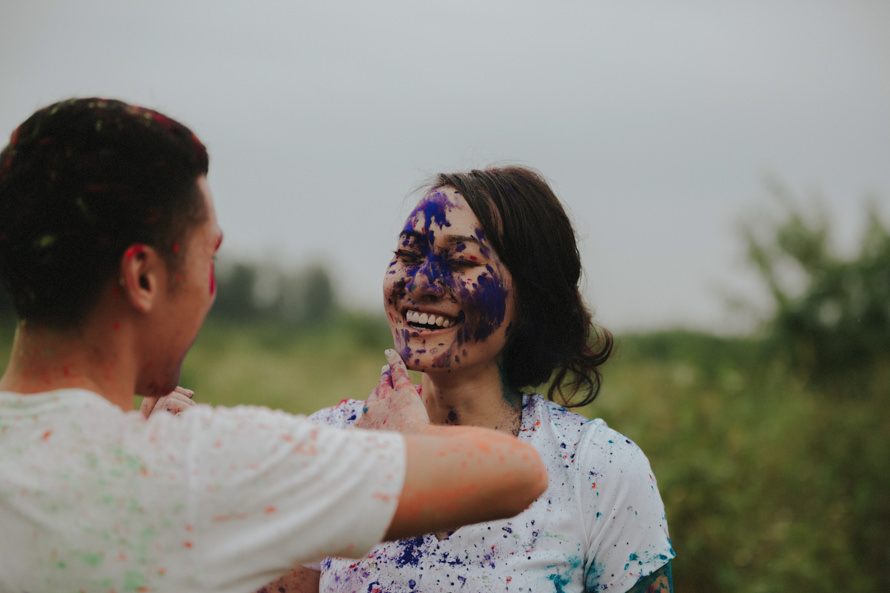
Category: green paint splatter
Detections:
[
  {"x1": 35, "y1": 234, "x2": 56, "y2": 249},
  {"x1": 123, "y1": 570, "x2": 147, "y2": 592}
]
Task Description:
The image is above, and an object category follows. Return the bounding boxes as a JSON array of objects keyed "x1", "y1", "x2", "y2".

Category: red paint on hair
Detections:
[{"x1": 124, "y1": 245, "x2": 145, "y2": 259}]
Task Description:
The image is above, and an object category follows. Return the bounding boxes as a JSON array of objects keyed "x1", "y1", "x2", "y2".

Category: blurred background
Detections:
[{"x1": 1, "y1": 1, "x2": 888, "y2": 590}]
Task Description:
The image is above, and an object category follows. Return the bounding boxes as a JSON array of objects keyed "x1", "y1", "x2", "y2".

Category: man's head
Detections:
[{"x1": 0, "y1": 98, "x2": 209, "y2": 329}]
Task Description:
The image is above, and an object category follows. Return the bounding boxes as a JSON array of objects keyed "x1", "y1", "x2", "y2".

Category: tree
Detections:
[{"x1": 742, "y1": 184, "x2": 890, "y2": 396}]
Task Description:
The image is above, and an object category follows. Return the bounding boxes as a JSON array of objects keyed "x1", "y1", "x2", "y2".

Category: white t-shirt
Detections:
[
  {"x1": 311, "y1": 394, "x2": 674, "y2": 593},
  {"x1": 0, "y1": 389, "x2": 405, "y2": 593}
]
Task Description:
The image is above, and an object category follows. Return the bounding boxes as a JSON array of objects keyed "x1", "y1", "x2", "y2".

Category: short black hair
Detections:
[
  {"x1": 433, "y1": 166, "x2": 613, "y2": 408},
  {"x1": 0, "y1": 98, "x2": 209, "y2": 328}
]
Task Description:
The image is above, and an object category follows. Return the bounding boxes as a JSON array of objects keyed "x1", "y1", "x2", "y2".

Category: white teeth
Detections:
[{"x1": 405, "y1": 310, "x2": 454, "y2": 329}]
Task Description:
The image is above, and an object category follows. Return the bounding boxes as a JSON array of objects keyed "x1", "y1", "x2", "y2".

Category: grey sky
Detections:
[{"x1": 2, "y1": 0, "x2": 888, "y2": 332}]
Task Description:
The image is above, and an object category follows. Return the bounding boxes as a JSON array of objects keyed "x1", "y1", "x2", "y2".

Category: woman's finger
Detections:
[
  {"x1": 374, "y1": 363, "x2": 393, "y2": 401},
  {"x1": 173, "y1": 386, "x2": 195, "y2": 399},
  {"x1": 140, "y1": 396, "x2": 160, "y2": 418},
  {"x1": 384, "y1": 349, "x2": 413, "y2": 390}
]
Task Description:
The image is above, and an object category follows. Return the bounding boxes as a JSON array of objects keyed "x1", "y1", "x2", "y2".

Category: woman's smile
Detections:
[{"x1": 403, "y1": 309, "x2": 459, "y2": 331}]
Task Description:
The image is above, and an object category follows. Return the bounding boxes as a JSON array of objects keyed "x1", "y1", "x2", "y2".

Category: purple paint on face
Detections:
[
  {"x1": 383, "y1": 187, "x2": 515, "y2": 372},
  {"x1": 456, "y1": 266, "x2": 509, "y2": 343},
  {"x1": 404, "y1": 188, "x2": 452, "y2": 238}
]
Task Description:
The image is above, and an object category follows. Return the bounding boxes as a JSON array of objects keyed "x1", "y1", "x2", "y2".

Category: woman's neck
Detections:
[{"x1": 420, "y1": 363, "x2": 523, "y2": 436}]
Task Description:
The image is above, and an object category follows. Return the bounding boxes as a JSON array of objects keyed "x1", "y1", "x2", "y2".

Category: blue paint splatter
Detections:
[
  {"x1": 395, "y1": 537, "x2": 426, "y2": 568},
  {"x1": 586, "y1": 558, "x2": 607, "y2": 592},
  {"x1": 548, "y1": 572, "x2": 571, "y2": 593}
]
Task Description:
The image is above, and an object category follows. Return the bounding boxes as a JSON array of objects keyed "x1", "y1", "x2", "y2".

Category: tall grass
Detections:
[{"x1": 1, "y1": 320, "x2": 886, "y2": 591}]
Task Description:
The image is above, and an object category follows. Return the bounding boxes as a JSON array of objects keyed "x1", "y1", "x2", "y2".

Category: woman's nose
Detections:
[{"x1": 408, "y1": 258, "x2": 446, "y2": 296}]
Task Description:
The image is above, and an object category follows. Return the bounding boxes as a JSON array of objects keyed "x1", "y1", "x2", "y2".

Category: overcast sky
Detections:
[{"x1": 2, "y1": 0, "x2": 888, "y2": 333}]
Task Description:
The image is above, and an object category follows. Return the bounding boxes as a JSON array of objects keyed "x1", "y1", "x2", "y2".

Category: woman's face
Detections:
[{"x1": 383, "y1": 186, "x2": 517, "y2": 373}]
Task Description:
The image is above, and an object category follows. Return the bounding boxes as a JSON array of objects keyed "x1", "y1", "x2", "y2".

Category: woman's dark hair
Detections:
[
  {"x1": 433, "y1": 166, "x2": 613, "y2": 408},
  {"x1": 0, "y1": 98, "x2": 209, "y2": 329}
]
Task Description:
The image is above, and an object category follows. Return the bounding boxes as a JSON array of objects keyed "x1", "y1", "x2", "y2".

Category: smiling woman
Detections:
[{"x1": 264, "y1": 166, "x2": 675, "y2": 593}]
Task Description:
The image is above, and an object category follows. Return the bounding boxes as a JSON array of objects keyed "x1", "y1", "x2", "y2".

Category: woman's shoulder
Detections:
[
  {"x1": 524, "y1": 394, "x2": 649, "y2": 464},
  {"x1": 308, "y1": 398, "x2": 365, "y2": 428}
]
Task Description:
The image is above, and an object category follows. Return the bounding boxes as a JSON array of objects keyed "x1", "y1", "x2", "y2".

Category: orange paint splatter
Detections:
[
  {"x1": 264, "y1": 506, "x2": 276, "y2": 514},
  {"x1": 42, "y1": 430, "x2": 52, "y2": 441},
  {"x1": 183, "y1": 541, "x2": 192, "y2": 548},
  {"x1": 212, "y1": 513, "x2": 248, "y2": 522}
]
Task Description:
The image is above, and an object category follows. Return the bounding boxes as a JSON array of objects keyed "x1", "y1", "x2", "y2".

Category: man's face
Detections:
[{"x1": 136, "y1": 176, "x2": 222, "y2": 395}]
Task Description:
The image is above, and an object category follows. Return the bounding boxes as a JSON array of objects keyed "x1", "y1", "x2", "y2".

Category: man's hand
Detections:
[
  {"x1": 355, "y1": 349, "x2": 429, "y2": 434},
  {"x1": 140, "y1": 386, "x2": 196, "y2": 418}
]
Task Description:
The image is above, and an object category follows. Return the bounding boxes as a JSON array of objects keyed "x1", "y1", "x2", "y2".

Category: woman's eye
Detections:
[
  {"x1": 449, "y1": 258, "x2": 478, "y2": 269},
  {"x1": 395, "y1": 249, "x2": 422, "y2": 263}
]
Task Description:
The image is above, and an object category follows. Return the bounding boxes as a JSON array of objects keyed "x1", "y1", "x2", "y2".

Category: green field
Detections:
[{"x1": 2, "y1": 318, "x2": 887, "y2": 592}]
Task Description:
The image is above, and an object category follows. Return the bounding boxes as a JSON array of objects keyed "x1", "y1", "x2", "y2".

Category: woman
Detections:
[{"x1": 268, "y1": 166, "x2": 674, "y2": 592}]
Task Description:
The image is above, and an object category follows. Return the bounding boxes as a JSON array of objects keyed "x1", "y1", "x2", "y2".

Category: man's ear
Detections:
[{"x1": 119, "y1": 244, "x2": 166, "y2": 313}]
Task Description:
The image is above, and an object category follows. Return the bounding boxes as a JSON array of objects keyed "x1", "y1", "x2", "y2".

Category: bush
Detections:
[{"x1": 741, "y1": 186, "x2": 890, "y2": 397}]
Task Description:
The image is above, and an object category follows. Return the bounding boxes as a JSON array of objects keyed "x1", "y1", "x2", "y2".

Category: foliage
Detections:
[
  {"x1": 0, "y1": 256, "x2": 341, "y2": 328},
  {"x1": 210, "y1": 257, "x2": 339, "y2": 327},
  {"x1": 741, "y1": 186, "x2": 890, "y2": 396},
  {"x1": 588, "y1": 329, "x2": 889, "y2": 593}
]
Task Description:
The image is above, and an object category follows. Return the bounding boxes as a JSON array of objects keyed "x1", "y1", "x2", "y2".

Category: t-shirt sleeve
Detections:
[
  {"x1": 579, "y1": 424, "x2": 675, "y2": 592},
  {"x1": 177, "y1": 404, "x2": 405, "y2": 589}
]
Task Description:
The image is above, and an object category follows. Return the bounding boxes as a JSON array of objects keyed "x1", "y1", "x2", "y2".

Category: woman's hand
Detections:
[
  {"x1": 140, "y1": 386, "x2": 196, "y2": 418},
  {"x1": 355, "y1": 349, "x2": 430, "y2": 434}
]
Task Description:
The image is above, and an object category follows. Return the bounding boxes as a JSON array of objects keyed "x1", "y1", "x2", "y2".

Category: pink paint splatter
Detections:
[{"x1": 124, "y1": 244, "x2": 145, "y2": 259}]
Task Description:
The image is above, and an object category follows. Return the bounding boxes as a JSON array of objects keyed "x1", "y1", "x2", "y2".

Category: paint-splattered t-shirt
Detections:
[
  {"x1": 0, "y1": 389, "x2": 405, "y2": 593},
  {"x1": 310, "y1": 394, "x2": 674, "y2": 593}
]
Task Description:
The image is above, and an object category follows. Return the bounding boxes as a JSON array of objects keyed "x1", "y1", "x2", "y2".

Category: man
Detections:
[{"x1": 0, "y1": 98, "x2": 547, "y2": 592}]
